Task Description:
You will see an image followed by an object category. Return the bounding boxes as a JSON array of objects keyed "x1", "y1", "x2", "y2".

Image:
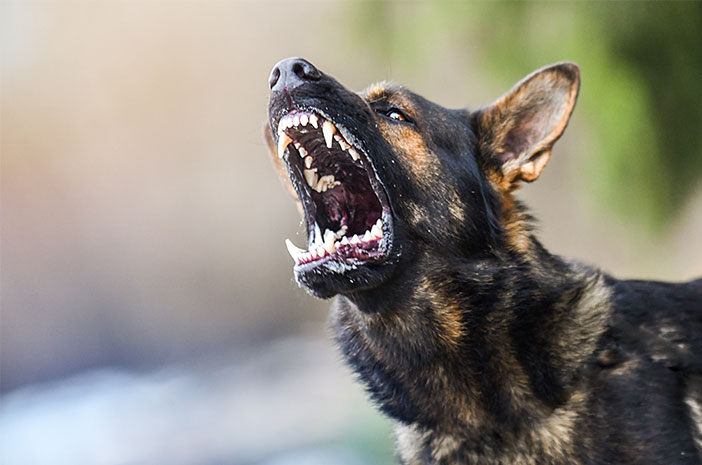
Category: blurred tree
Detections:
[{"x1": 350, "y1": 1, "x2": 701, "y2": 233}]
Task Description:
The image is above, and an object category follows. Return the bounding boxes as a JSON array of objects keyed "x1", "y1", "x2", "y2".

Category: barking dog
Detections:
[{"x1": 265, "y1": 58, "x2": 702, "y2": 465}]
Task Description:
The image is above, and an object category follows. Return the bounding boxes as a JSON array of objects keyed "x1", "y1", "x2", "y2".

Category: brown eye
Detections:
[{"x1": 385, "y1": 109, "x2": 407, "y2": 121}]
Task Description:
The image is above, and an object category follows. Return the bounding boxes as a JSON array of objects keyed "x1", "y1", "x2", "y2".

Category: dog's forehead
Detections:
[
  {"x1": 361, "y1": 82, "x2": 413, "y2": 104},
  {"x1": 361, "y1": 82, "x2": 464, "y2": 122}
]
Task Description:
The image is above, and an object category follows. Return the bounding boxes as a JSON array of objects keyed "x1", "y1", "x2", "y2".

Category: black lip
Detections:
[{"x1": 273, "y1": 106, "x2": 394, "y2": 271}]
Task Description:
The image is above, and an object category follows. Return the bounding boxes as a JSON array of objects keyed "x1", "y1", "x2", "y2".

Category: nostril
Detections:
[
  {"x1": 304, "y1": 62, "x2": 321, "y2": 81},
  {"x1": 292, "y1": 62, "x2": 305, "y2": 79},
  {"x1": 269, "y1": 67, "x2": 281, "y2": 89},
  {"x1": 293, "y1": 60, "x2": 321, "y2": 81}
]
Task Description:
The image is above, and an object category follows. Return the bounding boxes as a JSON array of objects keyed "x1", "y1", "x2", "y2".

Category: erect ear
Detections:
[
  {"x1": 264, "y1": 125, "x2": 303, "y2": 214},
  {"x1": 474, "y1": 62, "x2": 580, "y2": 191}
]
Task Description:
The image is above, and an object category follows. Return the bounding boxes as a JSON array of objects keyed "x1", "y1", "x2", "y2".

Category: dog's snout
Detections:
[{"x1": 269, "y1": 57, "x2": 321, "y2": 92}]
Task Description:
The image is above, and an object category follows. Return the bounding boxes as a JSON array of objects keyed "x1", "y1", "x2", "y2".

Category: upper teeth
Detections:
[
  {"x1": 284, "y1": 218, "x2": 385, "y2": 265},
  {"x1": 276, "y1": 111, "x2": 361, "y2": 165},
  {"x1": 277, "y1": 133, "x2": 292, "y2": 159},
  {"x1": 335, "y1": 134, "x2": 350, "y2": 151},
  {"x1": 322, "y1": 120, "x2": 335, "y2": 149},
  {"x1": 304, "y1": 168, "x2": 318, "y2": 187},
  {"x1": 277, "y1": 111, "x2": 381, "y2": 266}
]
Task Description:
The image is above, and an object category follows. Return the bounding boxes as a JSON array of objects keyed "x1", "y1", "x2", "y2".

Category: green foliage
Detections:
[{"x1": 349, "y1": 1, "x2": 701, "y2": 232}]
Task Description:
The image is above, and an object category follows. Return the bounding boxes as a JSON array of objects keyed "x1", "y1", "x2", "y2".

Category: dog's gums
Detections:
[{"x1": 275, "y1": 109, "x2": 392, "y2": 269}]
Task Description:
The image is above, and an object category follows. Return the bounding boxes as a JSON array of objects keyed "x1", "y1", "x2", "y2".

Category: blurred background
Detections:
[{"x1": 1, "y1": 1, "x2": 700, "y2": 464}]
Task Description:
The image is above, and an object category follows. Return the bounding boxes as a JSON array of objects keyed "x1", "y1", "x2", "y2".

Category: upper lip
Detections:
[{"x1": 272, "y1": 107, "x2": 393, "y2": 268}]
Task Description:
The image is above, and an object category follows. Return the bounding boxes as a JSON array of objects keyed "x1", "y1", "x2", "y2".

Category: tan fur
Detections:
[
  {"x1": 554, "y1": 269, "x2": 613, "y2": 370},
  {"x1": 478, "y1": 64, "x2": 580, "y2": 189},
  {"x1": 498, "y1": 189, "x2": 534, "y2": 255},
  {"x1": 416, "y1": 277, "x2": 466, "y2": 348},
  {"x1": 364, "y1": 81, "x2": 393, "y2": 103},
  {"x1": 397, "y1": 391, "x2": 588, "y2": 465}
]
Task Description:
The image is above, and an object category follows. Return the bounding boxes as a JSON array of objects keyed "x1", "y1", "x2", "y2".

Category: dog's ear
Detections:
[
  {"x1": 474, "y1": 63, "x2": 580, "y2": 190},
  {"x1": 264, "y1": 125, "x2": 303, "y2": 214}
]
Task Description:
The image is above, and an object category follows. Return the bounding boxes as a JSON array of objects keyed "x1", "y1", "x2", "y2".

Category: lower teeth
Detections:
[{"x1": 284, "y1": 219, "x2": 384, "y2": 264}]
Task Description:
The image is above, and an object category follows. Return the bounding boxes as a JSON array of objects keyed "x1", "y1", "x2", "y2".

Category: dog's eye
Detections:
[{"x1": 385, "y1": 109, "x2": 407, "y2": 121}]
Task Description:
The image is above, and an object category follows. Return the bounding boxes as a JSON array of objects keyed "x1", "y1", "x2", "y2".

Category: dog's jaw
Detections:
[
  {"x1": 274, "y1": 109, "x2": 393, "y2": 268},
  {"x1": 267, "y1": 61, "x2": 402, "y2": 298}
]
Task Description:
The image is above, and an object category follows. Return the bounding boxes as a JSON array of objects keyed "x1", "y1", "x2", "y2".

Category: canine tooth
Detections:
[
  {"x1": 285, "y1": 239, "x2": 306, "y2": 261},
  {"x1": 277, "y1": 133, "x2": 293, "y2": 158},
  {"x1": 300, "y1": 114, "x2": 308, "y2": 126},
  {"x1": 304, "y1": 169, "x2": 318, "y2": 187},
  {"x1": 323, "y1": 229, "x2": 337, "y2": 254},
  {"x1": 310, "y1": 114, "x2": 318, "y2": 128},
  {"x1": 313, "y1": 222, "x2": 323, "y2": 246},
  {"x1": 324, "y1": 228, "x2": 336, "y2": 242},
  {"x1": 362, "y1": 231, "x2": 372, "y2": 242},
  {"x1": 349, "y1": 147, "x2": 359, "y2": 161},
  {"x1": 304, "y1": 156, "x2": 313, "y2": 168},
  {"x1": 299, "y1": 146, "x2": 308, "y2": 157},
  {"x1": 350, "y1": 235, "x2": 361, "y2": 245},
  {"x1": 322, "y1": 120, "x2": 336, "y2": 149},
  {"x1": 371, "y1": 223, "x2": 382, "y2": 238}
]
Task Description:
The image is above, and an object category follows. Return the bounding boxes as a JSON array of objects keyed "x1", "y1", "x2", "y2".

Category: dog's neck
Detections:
[{"x1": 331, "y1": 234, "x2": 612, "y2": 455}]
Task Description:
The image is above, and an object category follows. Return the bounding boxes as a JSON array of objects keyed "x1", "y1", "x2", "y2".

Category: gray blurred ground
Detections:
[
  {"x1": 1, "y1": 2, "x2": 700, "y2": 464},
  {"x1": 0, "y1": 336, "x2": 394, "y2": 465}
]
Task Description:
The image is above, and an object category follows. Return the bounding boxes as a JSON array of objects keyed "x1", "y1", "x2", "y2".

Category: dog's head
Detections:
[{"x1": 266, "y1": 58, "x2": 579, "y2": 299}]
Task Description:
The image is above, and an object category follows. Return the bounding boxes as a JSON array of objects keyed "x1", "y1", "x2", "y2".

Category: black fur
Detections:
[{"x1": 267, "y1": 58, "x2": 702, "y2": 464}]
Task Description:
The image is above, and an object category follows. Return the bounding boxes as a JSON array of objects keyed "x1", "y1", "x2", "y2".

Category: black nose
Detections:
[{"x1": 269, "y1": 57, "x2": 322, "y2": 92}]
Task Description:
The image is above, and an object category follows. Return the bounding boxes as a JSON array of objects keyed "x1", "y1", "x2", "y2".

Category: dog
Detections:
[{"x1": 265, "y1": 57, "x2": 702, "y2": 464}]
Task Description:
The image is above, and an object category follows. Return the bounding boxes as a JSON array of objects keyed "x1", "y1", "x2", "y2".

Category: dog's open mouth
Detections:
[{"x1": 275, "y1": 109, "x2": 392, "y2": 269}]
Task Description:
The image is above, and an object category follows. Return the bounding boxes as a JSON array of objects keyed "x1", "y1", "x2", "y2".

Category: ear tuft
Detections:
[{"x1": 475, "y1": 62, "x2": 580, "y2": 189}]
